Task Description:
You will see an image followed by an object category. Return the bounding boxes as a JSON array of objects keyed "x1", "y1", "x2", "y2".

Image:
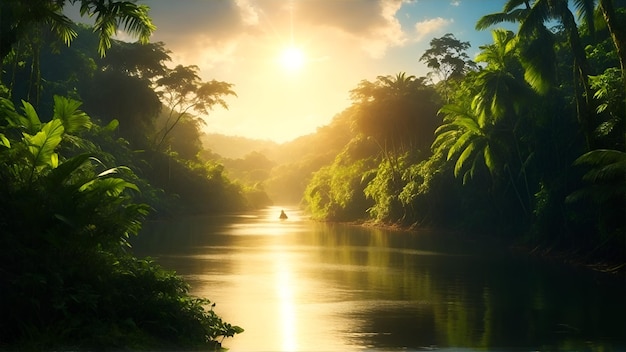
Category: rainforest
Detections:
[{"x1": 0, "y1": 0, "x2": 624, "y2": 350}]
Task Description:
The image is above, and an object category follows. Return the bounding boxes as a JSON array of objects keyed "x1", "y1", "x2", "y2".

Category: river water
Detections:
[{"x1": 134, "y1": 206, "x2": 626, "y2": 351}]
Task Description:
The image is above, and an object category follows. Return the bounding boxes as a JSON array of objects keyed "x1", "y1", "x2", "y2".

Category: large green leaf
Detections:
[
  {"x1": 0, "y1": 98, "x2": 22, "y2": 127},
  {"x1": 45, "y1": 153, "x2": 93, "y2": 188},
  {"x1": 53, "y1": 96, "x2": 92, "y2": 133},
  {"x1": 20, "y1": 100, "x2": 42, "y2": 134},
  {"x1": 574, "y1": 149, "x2": 626, "y2": 182},
  {"x1": 79, "y1": 177, "x2": 139, "y2": 197},
  {"x1": 23, "y1": 119, "x2": 65, "y2": 171},
  {"x1": 447, "y1": 130, "x2": 473, "y2": 161},
  {"x1": 455, "y1": 141, "x2": 477, "y2": 178}
]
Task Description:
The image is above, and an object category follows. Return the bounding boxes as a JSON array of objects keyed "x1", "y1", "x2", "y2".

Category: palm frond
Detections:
[
  {"x1": 447, "y1": 130, "x2": 473, "y2": 160},
  {"x1": 571, "y1": 0, "x2": 596, "y2": 36},
  {"x1": 503, "y1": 0, "x2": 531, "y2": 12},
  {"x1": 455, "y1": 141, "x2": 477, "y2": 177},
  {"x1": 518, "y1": 26, "x2": 556, "y2": 94},
  {"x1": 53, "y1": 96, "x2": 92, "y2": 133},
  {"x1": 45, "y1": 11, "x2": 78, "y2": 46},
  {"x1": 79, "y1": 177, "x2": 139, "y2": 197},
  {"x1": 518, "y1": 1, "x2": 552, "y2": 38},
  {"x1": 476, "y1": 10, "x2": 525, "y2": 30},
  {"x1": 20, "y1": 100, "x2": 43, "y2": 134},
  {"x1": 452, "y1": 116, "x2": 482, "y2": 134},
  {"x1": 574, "y1": 149, "x2": 626, "y2": 182},
  {"x1": 483, "y1": 143, "x2": 497, "y2": 175}
]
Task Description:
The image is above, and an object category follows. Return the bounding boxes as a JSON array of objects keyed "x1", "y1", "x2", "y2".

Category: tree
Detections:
[
  {"x1": 419, "y1": 33, "x2": 478, "y2": 102},
  {"x1": 349, "y1": 72, "x2": 440, "y2": 157},
  {"x1": 153, "y1": 65, "x2": 236, "y2": 152},
  {"x1": 476, "y1": 0, "x2": 597, "y2": 148},
  {"x1": 433, "y1": 29, "x2": 543, "y2": 222},
  {"x1": 80, "y1": 36, "x2": 170, "y2": 146}
]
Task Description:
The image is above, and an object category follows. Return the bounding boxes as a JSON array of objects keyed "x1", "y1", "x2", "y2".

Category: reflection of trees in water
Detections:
[
  {"x1": 304, "y1": 224, "x2": 625, "y2": 349},
  {"x1": 137, "y1": 217, "x2": 626, "y2": 350}
]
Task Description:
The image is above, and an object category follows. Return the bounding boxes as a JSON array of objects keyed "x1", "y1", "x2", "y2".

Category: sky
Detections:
[{"x1": 80, "y1": 0, "x2": 516, "y2": 142}]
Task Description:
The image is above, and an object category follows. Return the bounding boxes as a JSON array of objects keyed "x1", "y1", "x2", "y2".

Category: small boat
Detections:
[{"x1": 279, "y1": 210, "x2": 288, "y2": 220}]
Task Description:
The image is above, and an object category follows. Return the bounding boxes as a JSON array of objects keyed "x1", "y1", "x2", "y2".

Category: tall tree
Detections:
[
  {"x1": 434, "y1": 29, "x2": 539, "y2": 217},
  {"x1": 476, "y1": 0, "x2": 598, "y2": 149},
  {"x1": 419, "y1": 33, "x2": 478, "y2": 102},
  {"x1": 349, "y1": 72, "x2": 440, "y2": 158},
  {"x1": 153, "y1": 65, "x2": 236, "y2": 152}
]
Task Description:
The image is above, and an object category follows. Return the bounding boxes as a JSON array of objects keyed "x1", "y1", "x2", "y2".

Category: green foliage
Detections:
[
  {"x1": 364, "y1": 159, "x2": 403, "y2": 222},
  {"x1": 304, "y1": 151, "x2": 375, "y2": 221},
  {"x1": 419, "y1": 33, "x2": 478, "y2": 83},
  {"x1": 154, "y1": 65, "x2": 237, "y2": 152},
  {"x1": 299, "y1": 1, "x2": 625, "y2": 268},
  {"x1": 0, "y1": 0, "x2": 155, "y2": 61},
  {"x1": 349, "y1": 72, "x2": 441, "y2": 155},
  {"x1": 0, "y1": 96, "x2": 242, "y2": 349}
]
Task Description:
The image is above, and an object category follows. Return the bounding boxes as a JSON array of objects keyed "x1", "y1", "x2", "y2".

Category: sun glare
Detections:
[{"x1": 280, "y1": 46, "x2": 305, "y2": 72}]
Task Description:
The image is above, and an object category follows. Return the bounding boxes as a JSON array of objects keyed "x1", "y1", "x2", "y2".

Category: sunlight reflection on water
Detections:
[{"x1": 135, "y1": 206, "x2": 626, "y2": 352}]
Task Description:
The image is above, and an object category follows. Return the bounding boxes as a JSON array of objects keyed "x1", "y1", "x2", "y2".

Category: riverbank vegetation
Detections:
[
  {"x1": 301, "y1": 2, "x2": 625, "y2": 271},
  {"x1": 0, "y1": 1, "x2": 242, "y2": 349}
]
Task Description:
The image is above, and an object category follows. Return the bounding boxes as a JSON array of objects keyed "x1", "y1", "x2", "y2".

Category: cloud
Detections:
[
  {"x1": 150, "y1": 0, "x2": 411, "y2": 62},
  {"x1": 414, "y1": 17, "x2": 453, "y2": 42},
  {"x1": 450, "y1": 0, "x2": 461, "y2": 6},
  {"x1": 235, "y1": 0, "x2": 260, "y2": 26},
  {"x1": 359, "y1": 0, "x2": 408, "y2": 58}
]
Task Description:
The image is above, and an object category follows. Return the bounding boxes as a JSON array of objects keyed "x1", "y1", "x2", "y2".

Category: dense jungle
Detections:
[{"x1": 0, "y1": 0, "x2": 624, "y2": 350}]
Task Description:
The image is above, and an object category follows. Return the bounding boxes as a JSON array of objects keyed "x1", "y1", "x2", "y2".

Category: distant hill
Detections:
[
  {"x1": 200, "y1": 110, "x2": 354, "y2": 204},
  {"x1": 200, "y1": 133, "x2": 280, "y2": 159}
]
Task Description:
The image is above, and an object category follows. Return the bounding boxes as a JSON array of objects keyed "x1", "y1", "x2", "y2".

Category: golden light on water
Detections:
[{"x1": 276, "y1": 253, "x2": 297, "y2": 350}]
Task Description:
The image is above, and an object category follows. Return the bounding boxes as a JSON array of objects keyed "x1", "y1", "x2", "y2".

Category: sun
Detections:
[{"x1": 279, "y1": 46, "x2": 305, "y2": 72}]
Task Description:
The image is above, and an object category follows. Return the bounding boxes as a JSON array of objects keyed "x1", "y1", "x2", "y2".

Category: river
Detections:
[{"x1": 133, "y1": 206, "x2": 626, "y2": 351}]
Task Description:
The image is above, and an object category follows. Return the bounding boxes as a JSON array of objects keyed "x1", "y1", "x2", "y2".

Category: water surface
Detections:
[{"x1": 134, "y1": 206, "x2": 626, "y2": 351}]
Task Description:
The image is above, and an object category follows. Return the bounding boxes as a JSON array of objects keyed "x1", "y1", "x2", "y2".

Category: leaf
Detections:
[
  {"x1": 455, "y1": 141, "x2": 477, "y2": 178},
  {"x1": 97, "y1": 166, "x2": 132, "y2": 178},
  {"x1": 0, "y1": 97, "x2": 22, "y2": 127},
  {"x1": 103, "y1": 119, "x2": 120, "y2": 132},
  {"x1": 447, "y1": 130, "x2": 473, "y2": 161},
  {"x1": 79, "y1": 177, "x2": 139, "y2": 197},
  {"x1": 20, "y1": 100, "x2": 42, "y2": 133},
  {"x1": 483, "y1": 144, "x2": 496, "y2": 175},
  {"x1": 574, "y1": 149, "x2": 626, "y2": 182},
  {"x1": 46, "y1": 153, "x2": 93, "y2": 188},
  {"x1": 53, "y1": 96, "x2": 92, "y2": 133},
  {"x1": 24, "y1": 119, "x2": 65, "y2": 170},
  {"x1": 0, "y1": 133, "x2": 10, "y2": 148}
]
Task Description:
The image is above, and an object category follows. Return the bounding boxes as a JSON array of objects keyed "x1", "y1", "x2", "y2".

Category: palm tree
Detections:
[
  {"x1": 0, "y1": 0, "x2": 155, "y2": 60},
  {"x1": 349, "y1": 72, "x2": 439, "y2": 157},
  {"x1": 433, "y1": 103, "x2": 500, "y2": 185},
  {"x1": 476, "y1": 0, "x2": 596, "y2": 149},
  {"x1": 434, "y1": 29, "x2": 538, "y2": 215}
]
